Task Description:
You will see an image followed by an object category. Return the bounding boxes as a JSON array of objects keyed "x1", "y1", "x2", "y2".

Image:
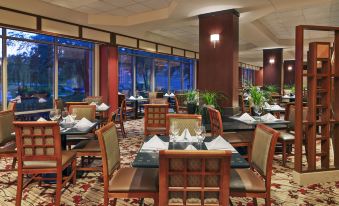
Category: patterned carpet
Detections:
[{"x1": 0, "y1": 119, "x2": 338, "y2": 206}]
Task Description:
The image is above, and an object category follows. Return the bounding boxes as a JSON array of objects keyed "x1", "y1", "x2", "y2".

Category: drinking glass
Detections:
[
  {"x1": 54, "y1": 109, "x2": 61, "y2": 121},
  {"x1": 70, "y1": 109, "x2": 77, "y2": 120},
  {"x1": 170, "y1": 122, "x2": 179, "y2": 143},
  {"x1": 49, "y1": 110, "x2": 57, "y2": 121},
  {"x1": 62, "y1": 111, "x2": 69, "y2": 122},
  {"x1": 194, "y1": 122, "x2": 202, "y2": 137},
  {"x1": 197, "y1": 126, "x2": 206, "y2": 149}
]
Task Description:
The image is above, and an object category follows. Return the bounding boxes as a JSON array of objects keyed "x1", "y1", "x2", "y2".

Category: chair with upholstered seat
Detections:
[
  {"x1": 149, "y1": 98, "x2": 168, "y2": 104},
  {"x1": 144, "y1": 104, "x2": 169, "y2": 136},
  {"x1": 278, "y1": 103, "x2": 308, "y2": 166},
  {"x1": 96, "y1": 122, "x2": 158, "y2": 206},
  {"x1": 0, "y1": 111, "x2": 17, "y2": 173},
  {"x1": 121, "y1": 99, "x2": 134, "y2": 120},
  {"x1": 175, "y1": 94, "x2": 188, "y2": 113},
  {"x1": 8, "y1": 101, "x2": 17, "y2": 111},
  {"x1": 230, "y1": 124, "x2": 279, "y2": 206},
  {"x1": 109, "y1": 109, "x2": 127, "y2": 138},
  {"x1": 166, "y1": 114, "x2": 202, "y2": 136},
  {"x1": 174, "y1": 96, "x2": 187, "y2": 114},
  {"x1": 208, "y1": 107, "x2": 252, "y2": 160},
  {"x1": 14, "y1": 121, "x2": 77, "y2": 206},
  {"x1": 159, "y1": 150, "x2": 232, "y2": 206},
  {"x1": 65, "y1": 101, "x2": 88, "y2": 111}
]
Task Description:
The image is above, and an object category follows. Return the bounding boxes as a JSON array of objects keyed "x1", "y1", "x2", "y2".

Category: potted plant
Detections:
[
  {"x1": 248, "y1": 86, "x2": 265, "y2": 116},
  {"x1": 185, "y1": 90, "x2": 198, "y2": 114},
  {"x1": 199, "y1": 91, "x2": 227, "y2": 124},
  {"x1": 263, "y1": 85, "x2": 278, "y2": 104}
]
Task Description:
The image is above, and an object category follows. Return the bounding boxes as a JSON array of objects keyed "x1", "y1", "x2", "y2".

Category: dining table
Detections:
[
  {"x1": 126, "y1": 98, "x2": 149, "y2": 119},
  {"x1": 229, "y1": 115, "x2": 290, "y2": 126},
  {"x1": 132, "y1": 136, "x2": 250, "y2": 169}
]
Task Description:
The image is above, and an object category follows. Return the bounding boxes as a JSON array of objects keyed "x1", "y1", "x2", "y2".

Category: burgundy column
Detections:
[
  {"x1": 198, "y1": 10, "x2": 239, "y2": 114},
  {"x1": 100, "y1": 45, "x2": 118, "y2": 114},
  {"x1": 263, "y1": 48, "x2": 283, "y2": 92},
  {"x1": 283, "y1": 60, "x2": 295, "y2": 85},
  {"x1": 255, "y1": 68, "x2": 263, "y2": 86}
]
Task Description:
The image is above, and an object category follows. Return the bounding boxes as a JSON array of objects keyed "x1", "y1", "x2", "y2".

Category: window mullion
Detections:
[{"x1": 2, "y1": 28, "x2": 8, "y2": 111}]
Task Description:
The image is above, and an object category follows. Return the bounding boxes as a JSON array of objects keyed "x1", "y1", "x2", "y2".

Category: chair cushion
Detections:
[
  {"x1": 72, "y1": 140, "x2": 100, "y2": 152},
  {"x1": 0, "y1": 141, "x2": 16, "y2": 154},
  {"x1": 279, "y1": 131, "x2": 295, "y2": 141},
  {"x1": 222, "y1": 132, "x2": 252, "y2": 144},
  {"x1": 109, "y1": 168, "x2": 158, "y2": 192},
  {"x1": 23, "y1": 151, "x2": 76, "y2": 169},
  {"x1": 230, "y1": 169, "x2": 266, "y2": 193}
]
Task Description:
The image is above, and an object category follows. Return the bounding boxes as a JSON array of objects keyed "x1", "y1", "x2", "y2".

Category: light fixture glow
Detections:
[
  {"x1": 288, "y1": 65, "x2": 293, "y2": 71},
  {"x1": 269, "y1": 58, "x2": 275, "y2": 64},
  {"x1": 210, "y1": 34, "x2": 220, "y2": 48}
]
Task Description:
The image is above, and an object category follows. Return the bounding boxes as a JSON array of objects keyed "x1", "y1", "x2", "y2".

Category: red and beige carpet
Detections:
[{"x1": 0, "y1": 119, "x2": 338, "y2": 205}]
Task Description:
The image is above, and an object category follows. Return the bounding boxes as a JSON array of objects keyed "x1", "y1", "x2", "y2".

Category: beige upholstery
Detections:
[
  {"x1": 0, "y1": 111, "x2": 15, "y2": 145},
  {"x1": 69, "y1": 105, "x2": 96, "y2": 121},
  {"x1": 22, "y1": 127, "x2": 55, "y2": 155},
  {"x1": 149, "y1": 98, "x2": 167, "y2": 104},
  {"x1": 279, "y1": 106, "x2": 308, "y2": 140},
  {"x1": 8, "y1": 102, "x2": 16, "y2": 111},
  {"x1": 168, "y1": 117, "x2": 201, "y2": 136},
  {"x1": 251, "y1": 127, "x2": 273, "y2": 176},
  {"x1": 23, "y1": 151, "x2": 76, "y2": 168},
  {"x1": 101, "y1": 124, "x2": 120, "y2": 176},
  {"x1": 230, "y1": 169, "x2": 266, "y2": 192}
]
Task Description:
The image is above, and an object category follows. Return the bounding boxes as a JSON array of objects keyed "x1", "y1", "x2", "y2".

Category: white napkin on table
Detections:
[
  {"x1": 142, "y1": 135, "x2": 168, "y2": 150},
  {"x1": 64, "y1": 115, "x2": 75, "y2": 123},
  {"x1": 205, "y1": 136, "x2": 237, "y2": 152},
  {"x1": 238, "y1": 113, "x2": 255, "y2": 121},
  {"x1": 271, "y1": 105, "x2": 284, "y2": 110},
  {"x1": 283, "y1": 95, "x2": 290, "y2": 98},
  {"x1": 260, "y1": 113, "x2": 277, "y2": 121},
  {"x1": 264, "y1": 102, "x2": 271, "y2": 109},
  {"x1": 75, "y1": 117, "x2": 94, "y2": 128},
  {"x1": 185, "y1": 145, "x2": 197, "y2": 150},
  {"x1": 98, "y1": 103, "x2": 109, "y2": 110},
  {"x1": 170, "y1": 93, "x2": 175, "y2": 97},
  {"x1": 37, "y1": 117, "x2": 47, "y2": 122},
  {"x1": 164, "y1": 93, "x2": 169, "y2": 97},
  {"x1": 90, "y1": 102, "x2": 97, "y2": 106},
  {"x1": 138, "y1": 96, "x2": 144, "y2": 99},
  {"x1": 176, "y1": 129, "x2": 197, "y2": 142},
  {"x1": 129, "y1": 96, "x2": 136, "y2": 100},
  {"x1": 38, "y1": 98, "x2": 47, "y2": 103}
]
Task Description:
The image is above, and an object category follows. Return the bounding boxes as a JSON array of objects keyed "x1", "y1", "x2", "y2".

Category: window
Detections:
[
  {"x1": 58, "y1": 46, "x2": 92, "y2": 102},
  {"x1": 7, "y1": 39, "x2": 54, "y2": 112},
  {"x1": 136, "y1": 56, "x2": 152, "y2": 95},
  {"x1": 154, "y1": 59, "x2": 169, "y2": 93},
  {"x1": 118, "y1": 54, "x2": 133, "y2": 96},
  {"x1": 0, "y1": 37, "x2": 2, "y2": 110},
  {"x1": 169, "y1": 61, "x2": 182, "y2": 92},
  {"x1": 183, "y1": 61, "x2": 194, "y2": 90}
]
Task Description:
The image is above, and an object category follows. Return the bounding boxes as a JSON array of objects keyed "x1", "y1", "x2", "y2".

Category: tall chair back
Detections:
[
  {"x1": 0, "y1": 110, "x2": 15, "y2": 145},
  {"x1": 69, "y1": 105, "x2": 96, "y2": 121},
  {"x1": 207, "y1": 107, "x2": 223, "y2": 136},
  {"x1": 8, "y1": 101, "x2": 17, "y2": 111},
  {"x1": 149, "y1": 98, "x2": 168, "y2": 104},
  {"x1": 159, "y1": 150, "x2": 231, "y2": 206},
  {"x1": 285, "y1": 103, "x2": 308, "y2": 131},
  {"x1": 166, "y1": 114, "x2": 202, "y2": 136},
  {"x1": 65, "y1": 102, "x2": 88, "y2": 111},
  {"x1": 84, "y1": 96, "x2": 103, "y2": 105},
  {"x1": 144, "y1": 104, "x2": 169, "y2": 136}
]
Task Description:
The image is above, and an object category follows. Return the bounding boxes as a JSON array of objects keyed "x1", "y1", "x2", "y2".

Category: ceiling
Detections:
[{"x1": 2, "y1": 0, "x2": 338, "y2": 66}]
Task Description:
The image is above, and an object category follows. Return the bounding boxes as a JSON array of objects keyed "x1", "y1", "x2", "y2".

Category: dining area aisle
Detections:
[{"x1": 0, "y1": 118, "x2": 337, "y2": 206}]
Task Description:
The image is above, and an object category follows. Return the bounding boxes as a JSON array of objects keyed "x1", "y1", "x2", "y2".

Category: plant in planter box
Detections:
[
  {"x1": 199, "y1": 91, "x2": 227, "y2": 124},
  {"x1": 263, "y1": 84, "x2": 278, "y2": 104},
  {"x1": 185, "y1": 90, "x2": 199, "y2": 114}
]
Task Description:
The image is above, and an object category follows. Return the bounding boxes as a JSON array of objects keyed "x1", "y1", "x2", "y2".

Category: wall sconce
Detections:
[
  {"x1": 210, "y1": 34, "x2": 220, "y2": 48},
  {"x1": 269, "y1": 58, "x2": 275, "y2": 64},
  {"x1": 288, "y1": 65, "x2": 293, "y2": 71}
]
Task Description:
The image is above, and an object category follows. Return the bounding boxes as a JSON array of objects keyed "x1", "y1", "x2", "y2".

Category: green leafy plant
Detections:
[
  {"x1": 185, "y1": 90, "x2": 198, "y2": 104},
  {"x1": 200, "y1": 91, "x2": 227, "y2": 110},
  {"x1": 248, "y1": 86, "x2": 265, "y2": 107}
]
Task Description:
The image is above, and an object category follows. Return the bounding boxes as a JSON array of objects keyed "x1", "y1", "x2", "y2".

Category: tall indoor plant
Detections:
[
  {"x1": 185, "y1": 90, "x2": 198, "y2": 114},
  {"x1": 248, "y1": 86, "x2": 265, "y2": 116}
]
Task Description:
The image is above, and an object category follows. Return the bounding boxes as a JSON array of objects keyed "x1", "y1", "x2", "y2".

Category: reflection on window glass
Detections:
[
  {"x1": 118, "y1": 54, "x2": 133, "y2": 96},
  {"x1": 154, "y1": 59, "x2": 169, "y2": 93},
  {"x1": 7, "y1": 39, "x2": 54, "y2": 111},
  {"x1": 58, "y1": 46, "x2": 92, "y2": 102},
  {"x1": 136, "y1": 56, "x2": 152, "y2": 96},
  {"x1": 7, "y1": 29, "x2": 54, "y2": 42},
  {"x1": 183, "y1": 61, "x2": 194, "y2": 90},
  {"x1": 170, "y1": 61, "x2": 182, "y2": 92},
  {"x1": 57, "y1": 37, "x2": 92, "y2": 48},
  {"x1": 0, "y1": 38, "x2": 2, "y2": 110}
]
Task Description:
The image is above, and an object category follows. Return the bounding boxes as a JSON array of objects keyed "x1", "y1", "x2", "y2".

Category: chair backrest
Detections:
[
  {"x1": 8, "y1": 101, "x2": 17, "y2": 111},
  {"x1": 84, "y1": 96, "x2": 103, "y2": 105},
  {"x1": 144, "y1": 104, "x2": 169, "y2": 135},
  {"x1": 250, "y1": 124, "x2": 279, "y2": 185},
  {"x1": 108, "y1": 109, "x2": 119, "y2": 123},
  {"x1": 166, "y1": 114, "x2": 202, "y2": 136},
  {"x1": 159, "y1": 150, "x2": 231, "y2": 206},
  {"x1": 120, "y1": 99, "x2": 128, "y2": 121},
  {"x1": 0, "y1": 110, "x2": 15, "y2": 145},
  {"x1": 118, "y1": 94, "x2": 126, "y2": 108},
  {"x1": 174, "y1": 96, "x2": 180, "y2": 113},
  {"x1": 65, "y1": 102, "x2": 88, "y2": 111},
  {"x1": 207, "y1": 107, "x2": 223, "y2": 136},
  {"x1": 69, "y1": 105, "x2": 96, "y2": 121},
  {"x1": 54, "y1": 99, "x2": 64, "y2": 111},
  {"x1": 149, "y1": 98, "x2": 168, "y2": 104},
  {"x1": 175, "y1": 94, "x2": 186, "y2": 107},
  {"x1": 285, "y1": 103, "x2": 308, "y2": 131},
  {"x1": 96, "y1": 122, "x2": 120, "y2": 191},
  {"x1": 14, "y1": 121, "x2": 62, "y2": 167}
]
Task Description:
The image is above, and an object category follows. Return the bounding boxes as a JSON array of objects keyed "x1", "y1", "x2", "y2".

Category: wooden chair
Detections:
[
  {"x1": 278, "y1": 103, "x2": 308, "y2": 166},
  {"x1": 14, "y1": 121, "x2": 76, "y2": 206},
  {"x1": 166, "y1": 114, "x2": 202, "y2": 136},
  {"x1": 149, "y1": 98, "x2": 168, "y2": 104},
  {"x1": 239, "y1": 95, "x2": 251, "y2": 114},
  {"x1": 230, "y1": 124, "x2": 280, "y2": 206},
  {"x1": 207, "y1": 107, "x2": 252, "y2": 160},
  {"x1": 144, "y1": 104, "x2": 169, "y2": 136},
  {"x1": 109, "y1": 109, "x2": 127, "y2": 138},
  {"x1": 121, "y1": 99, "x2": 134, "y2": 121},
  {"x1": 96, "y1": 122, "x2": 159, "y2": 206},
  {"x1": 0, "y1": 111, "x2": 17, "y2": 173},
  {"x1": 174, "y1": 96, "x2": 187, "y2": 114},
  {"x1": 175, "y1": 94, "x2": 188, "y2": 113},
  {"x1": 83, "y1": 96, "x2": 103, "y2": 105},
  {"x1": 65, "y1": 101, "x2": 88, "y2": 111},
  {"x1": 159, "y1": 150, "x2": 232, "y2": 206},
  {"x1": 8, "y1": 101, "x2": 17, "y2": 111}
]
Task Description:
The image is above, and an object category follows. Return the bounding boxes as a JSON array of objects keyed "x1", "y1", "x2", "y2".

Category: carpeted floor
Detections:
[{"x1": 0, "y1": 119, "x2": 338, "y2": 206}]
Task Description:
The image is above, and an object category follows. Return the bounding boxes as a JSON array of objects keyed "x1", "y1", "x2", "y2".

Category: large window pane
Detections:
[
  {"x1": 136, "y1": 56, "x2": 152, "y2": 96},
  {"x1": 7, "y1": 29, "x2": 54, "y2": 42},
  {"x1": 7, "y1": 39, "x2": 54, "y2": 111},
  {"x1": 0, "y1": 38, "x2": 2, "y2": 110},
  {"x1": 118, "y1": 54, "x2": 133, "y2": 96},
  {"x1": 169, "y1": 61, "x2": 182, "y2": 92},
  {"x1": 154, "y1": 59, "x2": 168, "y2": 93},
  {"x1": 183, "y1": 61, "x2": 194, "y2": 91},
  {"x1": 58, "y1": 46, "x2": 92, "y2": 102}
]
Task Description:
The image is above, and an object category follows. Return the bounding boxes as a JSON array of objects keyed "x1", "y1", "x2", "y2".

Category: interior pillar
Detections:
[
  {"x1": 263, "y1": 48, "x2": 283, "y2": 92},
  {"x1": 283, "y1": 60, "x2": 296, "y2": 85},
  {"x1": 198, "y1": 9, "x2": 239, "y2": 114},
  {"x1": 255, "y1": 68, "x2": 263, "y2": 86}
]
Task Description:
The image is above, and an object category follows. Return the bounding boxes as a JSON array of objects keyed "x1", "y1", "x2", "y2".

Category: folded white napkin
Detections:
[
  {"x1": 283, "y1": 95, "x2": 290, "y2": 98},
  {"x1": 90, "y1": 102, "x2": 97, "y2": 106},
  {"x1": 118, "y1": 92, "x2": 122, "y2": 95},
  {"x1": 37, "y1": 117, "x2": 47, "y2": 122},
  {"x1": 264, "y1": 102, "x2": 271, "y2": 109},
  {"x1": 185, "y1": 145, "x2": 197, "y2": 150},
  {"x1": 244, "y1": 96, "x2": 249, "y2": 101},
  {"x1": 142, "y1": 135, "x2": 168, "y2": 150},
  {"x1": 98, "y1": 103, "x2": 109, "y2": 110},
  {"x1": 260, "y1": 113, "x2": 277, "y2": 121},
  {"x1": 75, "y1": 117, "x2": 93, "y2": 128},
  {"x1": 38, "y1": 98, "x2": 47, "y2": 103},
  {"x1": 205, "y1": 136, "x2": 237, "y2": 152},
  {"x1": 164, "y1": 93, "x2": 169, "y2": 97},
  {"x1": 129, "y1": 96, "x2": 136, "y2": 100},
  {"x1": 271, "y1": 105, "x2": 284, "y2": 110},
  {"x1": 138, "y1": 96, "x2": 144, "y2": 99},
  {"x1": 238, "y1": 113, "x2": 255, "y2": 121},
  {"x1": 64, "y1": 115, "x2": 75, "y2": 123},
  {"x1": 176, "y1": 129, "x2": 195, "y2": 142},
  {"x1": 170, "y1": 93, "x2": 175, "y2": 97}
]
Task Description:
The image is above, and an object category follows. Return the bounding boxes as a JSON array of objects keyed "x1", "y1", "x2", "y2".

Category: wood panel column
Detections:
[
  {"x1": 99, "y1": 45, "x2": 118, "y2": 114},
  {"x1": 334, "y1": 30, "x2": 339, "y2": 167},
  {"x1": 263, "y1": 48, "x2": 283, "y2": 92},
  {"x1": 255, "y1": 68, "x2": 263, "y2": 86},
  {"x1": 198, "y1": 9, "x2": 239, "y2": 114},
  {"x1": 283, "y1": 60, "x2": 296, "y2": 85}
]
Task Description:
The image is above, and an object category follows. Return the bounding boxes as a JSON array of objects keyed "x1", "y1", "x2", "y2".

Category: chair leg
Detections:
[
  {"x1": 112, "y1": 198, "x2": 117, "y2": 206},
  {"x1": 16, "y1": 171, "x2": 23, "y2": 206},
  {"x1": 12, "y1": 157, "x2": 17, "y2": 170},
  {"x1": 153, "y1": 195, "x2": 159, "y2": 206},
  {"x1": 55, "y1": 171, "x2": 62, "y2": 206},
  {"x1": 72, "y1": 159, "x2": 77, "y2": 184},
  {"x1": 120, "y1": 122, "x2": 127, "y2": 138},
  {"x1": 139, "y1": 198, "x2": 144, "y2": 206},
  {"x1": 265, "y1": 196, "x2": 271, "y2": 206},
  {"x1": 247, "y1": 143, "x2": 252, "y2": 162},
  {"x1": 253, "y1": 198, "x2": 258, "y2": 206},
  {"x1": 282, "y1": 141, "x2": 287, "y2": 166}
]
